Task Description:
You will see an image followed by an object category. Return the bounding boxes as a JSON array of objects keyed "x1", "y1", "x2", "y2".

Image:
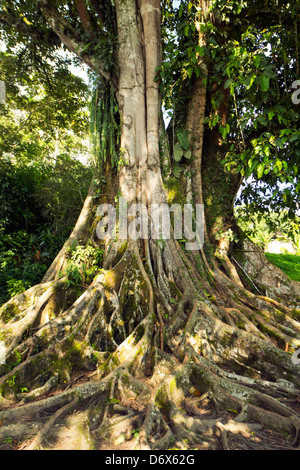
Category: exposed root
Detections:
[
  {"x1": 24, "y1": 396, "x2": 79, "y2": 450},
  {"x1": 0, "y1": 238, "x2": 299, "y2": 450},
  {"x1": 216, "y1": 422, "x2": 229, "y2": 450},
  {"x1": 41, "y1": 176, "x2": 96, "y2": 283}
]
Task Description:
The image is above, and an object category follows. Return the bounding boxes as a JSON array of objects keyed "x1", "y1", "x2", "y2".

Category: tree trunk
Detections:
[{"x1": 0, "y1": 0, "x2": 300, "y2": 451}]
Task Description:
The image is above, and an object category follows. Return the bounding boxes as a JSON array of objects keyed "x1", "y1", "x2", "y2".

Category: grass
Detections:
[{"x1": 265, "y1": 253, "x2": 300, "y2": 282}]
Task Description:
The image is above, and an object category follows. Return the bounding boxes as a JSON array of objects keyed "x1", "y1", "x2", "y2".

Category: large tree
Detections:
[{"x1": 0, "y1": 0, "x2": 300, "y2": 450}]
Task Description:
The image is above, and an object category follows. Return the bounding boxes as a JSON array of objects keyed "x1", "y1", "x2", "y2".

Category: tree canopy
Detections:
[
  {"x1": 0, "y1": 34, "x2": 93, "y2": 304},
  {"x1": 0, "y1": 0, "x2": 300, "y2": 452},
  {"x1": 1, "y1": 1, "x2": 299, "y2": 219},
  {"x1": 159, "y1": 0, "x2": 300, "y2": 217}
]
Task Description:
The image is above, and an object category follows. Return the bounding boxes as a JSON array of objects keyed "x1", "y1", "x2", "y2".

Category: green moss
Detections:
[
  {"x1": 118, "y1": 241, "x2": 128, "y2": 257},
  {"x1": 4, "y1": 371, "x2": 20, "y2": 393},
  {"x1": 133, "y1": 324, "x2": 145, "y2": 342},
  {"x1": 1, "y1": 303, "x2": 17, "y2": 323},
  {"x1": 169, "y1": 281, "x2": 182, "y2": 300},
  {"x1": 121, "y1": 373, "x2": 130, "y2": 385},
  {"x1": 220, "y1": 330, "x2": 237, "y2": 348},
  {"x1": 164, "y1": 177, "x2": 186, "y2": 207},
  {"x1": 169, "y1": 378, "x2": 178, "y2": 396},
  {"x1": 291, "y1": 309, "x2": 300, "y2": 320},
  {"x1": 274, "y1": 309, "x2": 286, "y2": 324},
  {"x1": 155, "y1": 387, "x2": 171, "y2": 415}
]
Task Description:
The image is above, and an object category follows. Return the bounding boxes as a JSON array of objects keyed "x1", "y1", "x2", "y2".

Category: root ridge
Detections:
[{"x1": 0, "y1": 242, "x2": 299, "y2": 450}]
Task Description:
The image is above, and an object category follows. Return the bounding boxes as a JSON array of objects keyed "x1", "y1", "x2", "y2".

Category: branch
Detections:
[
  {"x1": 36, "y1": 1, "x2": 117, "y2": 86},
  {"x1": 75, "y1": 0, "x2": 93, "y2": 34},
  {"x1": 0, "y1": 9, "x2": 32, "y2": 34},
  {"x1": 0, "y1": 8, "x2": 60, "y2": 46},
  {"x1": 0, "y1": 2, "x2": 118, "y2": 86}
]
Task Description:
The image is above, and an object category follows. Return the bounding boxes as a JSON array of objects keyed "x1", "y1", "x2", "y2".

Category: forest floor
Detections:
[
  {"x1": 0, "y1": 253, "x2": 300, "y2": 451},
  {"x1": 0, "y1": 369, "x2": 299, "y2": 451}
]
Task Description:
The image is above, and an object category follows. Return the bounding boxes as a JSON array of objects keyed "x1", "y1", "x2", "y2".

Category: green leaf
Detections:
[
  {"x1": 257, "y1": 163, "x2": 265, "y2": 178},
  {"x1": 184, "y1": 150, "x2": 192, "y2": 160},
  {"x1": 80, "y1": 42, "x2": 92, "y2": 53},
  {"x1": 173, "y1": 143, "x2": 184, "y2": 162},
  {"x1": 195, "y1": 45, "x2": 205, "y2": 57},
  {"x1": 224, "y1": 78, "x2": 233, "y2": 89},
  {"x1": 268, "y1": 111, "x2": 275, "y2": 121},
  {"x1": 220, "y1": 124, "x2": 230, "y2": 139},
  {"x1": 187, "y1": 67, "x2": 193, "y2": 80},
  {"x1": 208, "y1": 36, "x2": 218, "y2": 46},
  {"x1": 289, "y1": 133, "x2": 298, "y2": 143},
  {"x1": 263, "y1": 145, "x2": 270, "y2": 157},
  {"x1": 105, "y1": 398, "x2": 120, "y2": 404},
  {"x1": 246, "y1": 73, "x2": 256, "y2": 90},
  {"x1": 177, "y1": 130, "x2": 189, "y2": 150},
  {"x1": 260, "y1": 75, "x2": 270, "y2": 92},
  {"x1": 184, "y1": 25, "x2": 189, "y2": 36},
  {"x1": 253, "y1": 55, "x2": 261, "y2": 68},
  {"x1": 173, "y1": 163, "x2": 182, "y2": 178},
  {"x1": 257, "y1": 115, "x2": 267, "y2": 126}
]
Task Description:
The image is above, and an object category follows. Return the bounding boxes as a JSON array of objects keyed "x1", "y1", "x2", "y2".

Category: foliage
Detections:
[
  {"x1": 0, "y1": 224, "x2": 66, "y2": 304},
  {"x1": 34, "y1": 154, "x2": 93, "y2": 234},
  {"x1": 236, "y1": 206, "x2": 300, "y2": 252},
  {"x1": 0, "y1": 42, "x2": 93, "y2": 306},
  {"x1": 173, "y1": 129, "x2": 192, "y2": 162},
  {"x1": 0, "y1": 152, "x2": 93, "y2": 305},
  {"x1": 65, "y1": 242, "x2": 105, "y2": 288},
  {"x1": 0, "y1": 45, "x2": 92, "y2": 234},
  {"x1": 212, "y1": 0, "x2": 299, "y2": 215},
  {"x1": 0, "y1": 0, "x2": 118, "y2": 82},
  {"x1": 159, "y1": 0, "x2": 299, "y2": 217},
  {"x1": 0, "y1": 50, "x2": 89, "y2": 163},
  {"x1": 0, "y1": 158, "x2": 49, "y2": 233},
  {"x1": 1, "y1": 0, "x2": 298, "y2": 221}
]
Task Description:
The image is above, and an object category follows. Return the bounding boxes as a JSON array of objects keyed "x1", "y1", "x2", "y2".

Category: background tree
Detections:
[
  {"x1": 0, "y1": 46, "x2": 93, "y2": 304},
  {"x1": 0, "y1": 0, "x2": 299, "y2": 451}
]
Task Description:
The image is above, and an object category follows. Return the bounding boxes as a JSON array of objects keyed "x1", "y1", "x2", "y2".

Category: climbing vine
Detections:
[{"x1": 90, "y1": 79, "x2": 120, "y2": 170}]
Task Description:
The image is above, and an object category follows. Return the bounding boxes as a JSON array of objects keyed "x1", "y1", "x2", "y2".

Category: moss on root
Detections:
[{"x1": 0, "y1": 239, "x2": 299, "y2": 450}]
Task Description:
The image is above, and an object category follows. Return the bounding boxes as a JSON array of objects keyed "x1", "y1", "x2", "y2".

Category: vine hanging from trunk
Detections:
[{"x1": 0, "y1": 0, "x2": 299, "y2": 451}]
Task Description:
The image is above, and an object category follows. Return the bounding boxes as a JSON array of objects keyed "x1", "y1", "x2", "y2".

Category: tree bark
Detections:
[{"x1": 0, "y1": 0, "x2": 300, "y2": 452}]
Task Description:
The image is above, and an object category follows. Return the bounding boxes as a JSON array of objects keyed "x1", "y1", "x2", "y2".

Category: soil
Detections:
[{"x1": 1, "y1": 374, "x2": 298, "y2": 451}]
